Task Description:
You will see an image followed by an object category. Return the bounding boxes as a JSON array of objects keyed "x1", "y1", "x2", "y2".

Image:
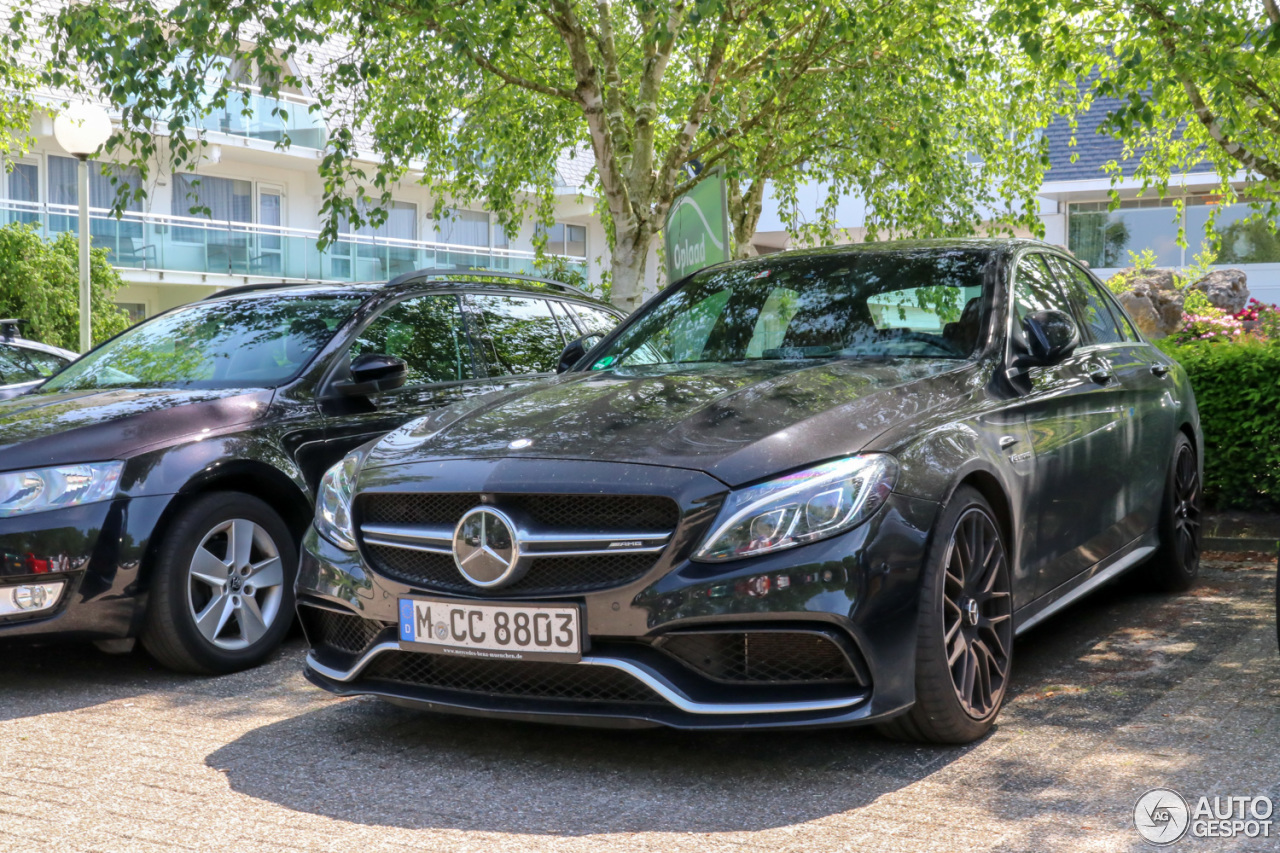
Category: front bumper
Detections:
[
  {"x1": 297, "y1": 481, "x2": 938, "y2": 730},
  {"x1": 0, "y1": 495, "x2": 171, "y2": 640}
]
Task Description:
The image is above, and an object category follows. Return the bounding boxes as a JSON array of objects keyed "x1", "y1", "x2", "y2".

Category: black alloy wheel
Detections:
[
  {"x1": 879, "y1": 485, "x2": 1013, "y2": 744},
  {"x1": 1171, "y1": 443, "x2": 1201, "y2": 570},
  {"x1": 1142, "y1": 433, "x2": 1201, "y2": 592},
  {"x1": 942, "y1": 507, "x2": 1014, "y2": 720}
]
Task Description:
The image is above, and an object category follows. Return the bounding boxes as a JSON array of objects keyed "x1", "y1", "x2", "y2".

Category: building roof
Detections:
[
  {"x1": 1043, "y1": 92, "x2": 1132, "y2": 182},
  {"x1": 1043, "y1": 88, "x2": 1210, "y2": 184}
]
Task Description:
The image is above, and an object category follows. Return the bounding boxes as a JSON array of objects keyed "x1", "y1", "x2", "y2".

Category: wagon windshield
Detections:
[
  {"x1": 41, "y1": 294, "x2": 362, "y2": 392},
  {"x1": 589, "y1": 248, "x2": 993, "y2": 369}
]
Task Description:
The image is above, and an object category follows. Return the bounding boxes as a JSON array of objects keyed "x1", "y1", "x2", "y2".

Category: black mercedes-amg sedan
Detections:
[
  {"x1": 0, "y1": 271, "x2": 620, "y2": 674},
  {"x1": 297, "y1": 240, "x2": 1202, "y2": 743}
]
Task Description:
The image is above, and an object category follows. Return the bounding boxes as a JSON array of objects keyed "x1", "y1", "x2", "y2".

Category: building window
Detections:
[
  {"x1": 1068, "y1": 197, "x2": 1280, "y2": 269},
  {"x1": 171, "y1": 173, "x2": 252, "y2": 244},
  {"x1": 1185, "y1": 198, "x2": 1280, "y2": 265},
  {"x1": 49, "y1": 156, "x2": 143, "y2": 212},
  {"x1": 49, "y1": 157, "x2": 145, "y2": 245},
  {"x1": 1067, "y1": 199, "x2": 1182, "y2": 268},
  {"x1": 434, "y1": 209, "x2": 489, "y2": 247},
  {"x1": 341, "y1": 199, "x2": 418, "y2": 242},
  {"x1": 7, "y1": 162, "x2": 38, "y2": 204},
  {"x1": 116, "y1": 302, "x2": 146, "y2": 324},
  {"x1": 7, "y1": 161, "x2": 38, "y2": 226},
  {"x1": 538, "y1": 222, "x2": 587, "y2": 258}
]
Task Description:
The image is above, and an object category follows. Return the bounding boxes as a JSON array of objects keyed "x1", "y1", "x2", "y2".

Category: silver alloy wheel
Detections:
[{"x1": 186, "y1": 518, "x2": 285, "y2": 651}]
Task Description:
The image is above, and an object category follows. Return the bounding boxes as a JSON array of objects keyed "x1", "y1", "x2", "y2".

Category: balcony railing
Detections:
[
  {"x1": 0, "y1": 200, "x2": 589, "y2": 285},
  {"x1": 198, "y1": 88, "x2": 328, "y2": 149}
]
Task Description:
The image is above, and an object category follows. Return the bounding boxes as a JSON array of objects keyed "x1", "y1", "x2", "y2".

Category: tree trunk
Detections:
[
  {"x1": 727, "y1": 176, "x2": 767, "y2": 259},
  {"x1": 608, "y1": 225, "x2": 652, "y2": 313}
]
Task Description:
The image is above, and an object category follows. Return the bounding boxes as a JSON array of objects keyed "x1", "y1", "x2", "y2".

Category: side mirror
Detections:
[
  {"x1": 556, "y1": 334, "x2": 604, "y2": 373},
  {"x1": 1014, "y1": 309, "x2": 1080, "y2": 368},
  {"x1": 334, "y1": 353, "x2": 408, "y2": 396}
]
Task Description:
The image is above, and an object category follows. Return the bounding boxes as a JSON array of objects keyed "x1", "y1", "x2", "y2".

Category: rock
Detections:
[
  {"x1": 1117, "y1": 291, "x2": 1164, "y2": 338},
  {"x1": 1110, "y1": 268, "x2": 1185, "y2": 337},
  {"x1": 1190, "y1": 269, "x2": 1249, "y2": 314}
]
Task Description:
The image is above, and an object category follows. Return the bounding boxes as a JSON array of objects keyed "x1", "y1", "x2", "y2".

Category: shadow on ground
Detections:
[
  {"x1": 203, "y1": 559, "x2": 1278, "y2": 836},
  {"x1": 0, "y1": 636, "x2": 307, "y2": 722}
]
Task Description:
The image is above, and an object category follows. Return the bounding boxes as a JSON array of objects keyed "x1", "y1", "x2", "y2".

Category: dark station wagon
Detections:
[{"x1": 0, "y1": 270, "x2": 621, "y2": 673}]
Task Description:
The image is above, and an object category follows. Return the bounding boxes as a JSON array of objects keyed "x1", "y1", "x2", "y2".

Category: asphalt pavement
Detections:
[{"x1": 0, "y1": 553, "x2": 1277, "y2": 852}]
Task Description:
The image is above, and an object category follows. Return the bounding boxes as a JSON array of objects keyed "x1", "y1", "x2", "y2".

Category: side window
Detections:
[
  {"x1": 547, "y1": 301, "x2": 582, "y2": 338},
  {"x1": 1013, "y1": 254, "x2": 1071, "y2": 324},
  {"x1": 0, "y1": 345, "x2": 67, "y2": 383},
  {"x1": 1074, "y1": 263, "x2": 1138, "y2": 341},
  {"x1": 350, "y1": 294, "x2": 474, "y2": 386},
  {"x1": 566, "y1": 303, "x2": 620, "y2": 338},
  {"x1": 468, "y1": 295, "x2": 568, "y2": 375},
  {"x1": 17, "y1": 347, "x2": 69, "y2": 377},
  {"x1": 1044, "y1": 256, "x2": 1124, "y2": 344},
  {"x1": 0, "y1": 345, "x2": 23, "y2": 383}
]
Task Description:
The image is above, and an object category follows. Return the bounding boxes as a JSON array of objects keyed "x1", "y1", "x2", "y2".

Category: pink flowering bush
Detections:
[
  {"x1": 1171, "y1": 311, "x2": 1245, "y2": 344},
  {"x1": 1233, "y1": 298, "x2": 1280, "y2": 339}
]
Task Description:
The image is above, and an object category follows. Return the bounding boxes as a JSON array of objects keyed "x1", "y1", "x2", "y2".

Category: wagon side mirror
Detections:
[
  {"x1": 334, "y1": 353, "x2": 408, "y2": 396},
  {"x1": 557, "y1": 333, "x2": 604, "y2": 373},
  {"x1": 1014, "y1": 309, "x2": 1080, "y2": 368}
]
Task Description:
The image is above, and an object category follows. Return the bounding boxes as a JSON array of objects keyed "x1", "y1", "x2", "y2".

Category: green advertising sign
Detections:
[{"x1": 664, "y1": 168, "x2": 731, "y2": 283}]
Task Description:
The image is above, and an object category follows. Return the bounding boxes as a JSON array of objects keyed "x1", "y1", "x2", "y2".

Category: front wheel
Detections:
[
  {"x1": 878, "y1": 486, "x2": 1014, "y2": 744},
  {"x1": 141, "y1": 492, "x2": 297, "y2": 674}
]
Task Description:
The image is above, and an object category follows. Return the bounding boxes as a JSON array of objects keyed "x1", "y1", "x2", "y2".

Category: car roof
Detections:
[
  {"x1": 201, "y1": 269, "x2": 619, "y2": 312},
  {"x1": 0, "y1": 324, "x2": 76, "y2": 361}
]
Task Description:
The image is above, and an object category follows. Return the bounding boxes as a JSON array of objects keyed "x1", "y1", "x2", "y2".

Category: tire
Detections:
[
  {"x1": 1140, "y1": 433, "x2": 1201, "y2": 592},
  {"x1": 141, "y1": 492, "x2": 297, "y2": 674},
  {"x1": 878, "y1": 485, "x2": 1014, "y2": 744}
]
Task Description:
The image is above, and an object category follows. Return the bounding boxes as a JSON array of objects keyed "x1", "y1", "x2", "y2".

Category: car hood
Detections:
[
  {"x1": 0, "y1": 387, "x2": 274, "y2": 471},
  {"x1": 365, "y1": 359, "x2": 979, "y2": 487}
]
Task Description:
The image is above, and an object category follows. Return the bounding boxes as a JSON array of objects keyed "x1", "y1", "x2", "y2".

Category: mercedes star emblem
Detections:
[{"x1": 452, "y1": 507, "x2": 528, "y2": 588}]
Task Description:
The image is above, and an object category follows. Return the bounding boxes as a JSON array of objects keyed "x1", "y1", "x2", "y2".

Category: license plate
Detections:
[{"x1": 398, "y1": 597, "x2": 582, "y2": 662}]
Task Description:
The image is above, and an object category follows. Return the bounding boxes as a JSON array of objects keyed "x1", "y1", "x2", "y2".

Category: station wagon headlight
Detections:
[
  {"x1": 694, "y1": 455, "x2": 897, "y2": 562},
  {"x1": 316, "y1": 452, "x2": 361, "y2": 551},
  {"x1": 0, "y1": 461, "x2": 124, "y2": 517}
]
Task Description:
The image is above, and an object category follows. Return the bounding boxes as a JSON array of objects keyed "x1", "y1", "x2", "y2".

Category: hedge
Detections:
[{"x1": 1156, "y1": 336, "x2": 1280, "y2": 510}]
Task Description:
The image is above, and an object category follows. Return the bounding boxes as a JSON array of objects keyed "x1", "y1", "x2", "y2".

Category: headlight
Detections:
[
  {"x1": 693, "y1": 455, "x2": 897, "y2": 562},
  {"x1": 316, "y1": 452, "x2": 361, "y2": 551},
  {"x1": 0, "y1": 462, "x2": 124, "y2": 517}
]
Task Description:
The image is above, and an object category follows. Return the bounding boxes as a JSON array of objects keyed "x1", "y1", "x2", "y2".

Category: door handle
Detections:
[
  {"x1": 1151, "y1": 364, "x2": 1169, "y2": 378},
  {"x1": 1089, "y1": 370, "x2": 1114, "y2": 385}
]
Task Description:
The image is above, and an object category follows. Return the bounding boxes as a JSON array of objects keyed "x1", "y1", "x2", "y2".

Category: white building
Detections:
[
  {"x1": 751, "y1": 92, "x2": 1280, "y2": 305},
  {"x1": 4, "y1": 23, "x2": 608, "y2": 322}
]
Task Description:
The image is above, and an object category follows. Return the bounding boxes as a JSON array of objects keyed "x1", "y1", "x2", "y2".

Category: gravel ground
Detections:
[{"x1": 1, "y1": 554, "x2": 1277, "y2": 853}]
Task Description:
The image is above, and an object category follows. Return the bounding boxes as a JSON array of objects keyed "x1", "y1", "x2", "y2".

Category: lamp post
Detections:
[{"x1": 52, "y1": 103, "x2": 112, "y2": 354}]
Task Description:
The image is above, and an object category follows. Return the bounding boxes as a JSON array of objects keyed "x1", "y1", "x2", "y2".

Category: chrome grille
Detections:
[
  {"x1": 360, "y1": 493, "x2": 679, "y2": 532},
  {"x1": 356, "y1": 492, "x2": 679, "y2": 596},
  {"x1": 364, "y1": 546, "x2": 659, "y2": 597}
]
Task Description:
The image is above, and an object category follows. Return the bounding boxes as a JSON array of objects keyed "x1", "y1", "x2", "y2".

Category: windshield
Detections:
[
  {"x1": 42, "y1": 294, "x2": 362, "y2": 392},
  {"x1": 590, "y1": 248, "x2": 993, "y2": 369}
]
